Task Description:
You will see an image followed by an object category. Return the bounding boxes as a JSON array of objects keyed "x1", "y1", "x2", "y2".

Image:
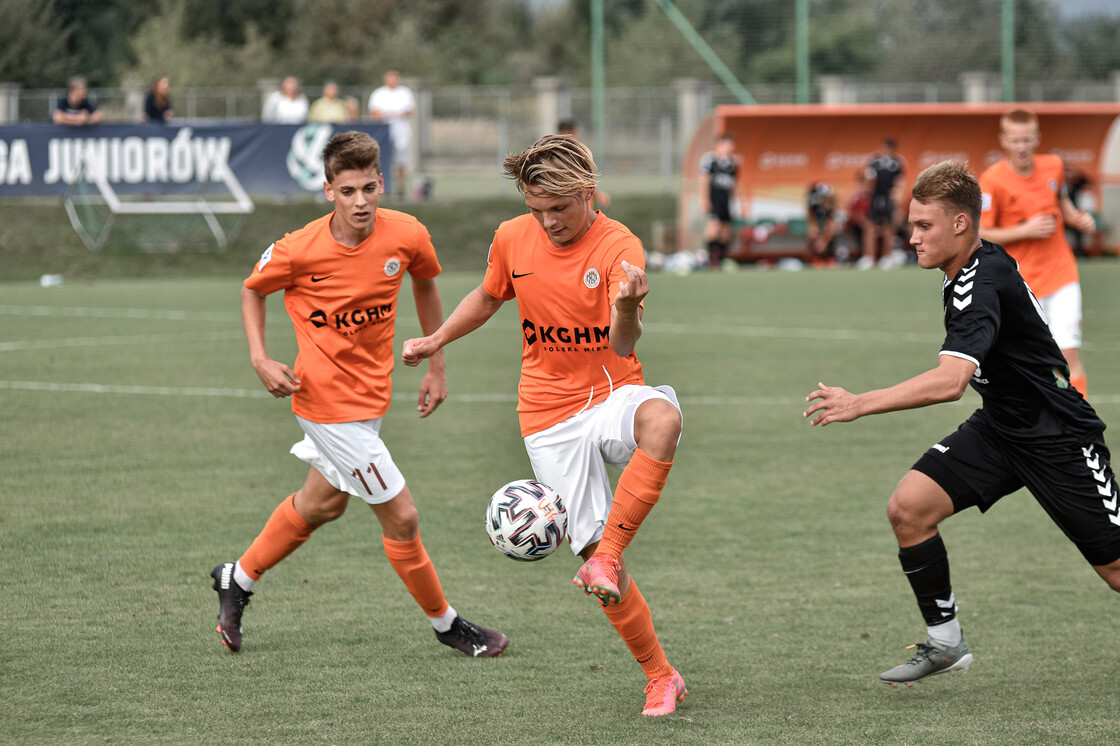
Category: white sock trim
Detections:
[
  {"x1": 429, "y1": 605, "x2": 457, "y2": 633},
  {"x1": 927, "y1": 618, "x2": 962, "y2": 648},
  {"x1": 233, "y1": 561, "x2": 255, "y2": 592}
]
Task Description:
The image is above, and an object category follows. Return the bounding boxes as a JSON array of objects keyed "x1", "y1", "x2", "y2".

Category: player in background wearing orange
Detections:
[
  {"x1": 209, "y1": 131, "x2": 507, "y2": 658},
  {"x1": 979, "y1": 108, "x2": 1096, "y2": 396},
  {"x1": 402, "y1": 134, "x2": 688, "y2": 717}
]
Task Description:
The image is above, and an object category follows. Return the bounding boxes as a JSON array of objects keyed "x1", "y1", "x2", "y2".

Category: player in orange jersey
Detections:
[
  {"x1": 401, "y1": 134, "x2": 688, "y2": 717},
  {"x1": 209, "y1": 131, "x2": 507, "y2": 658},
  {"x1": 979, "y1": 108, "x2": 1097, "y2": 396}
]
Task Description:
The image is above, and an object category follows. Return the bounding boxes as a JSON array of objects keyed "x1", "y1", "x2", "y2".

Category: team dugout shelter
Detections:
[{"x1": 679, "y1": 103, "x2": 1120, "y2": 262}]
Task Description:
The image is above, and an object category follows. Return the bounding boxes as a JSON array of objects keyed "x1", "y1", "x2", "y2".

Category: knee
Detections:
[
  {"x1": 296, "y1": 491, "x2": 349, "y2": 524},
  {"x1": 377, "y1": 498, "x2": 420, "y2": 541},
  {"x1": 1094, "y1": 562, "x2": 1120, "y2": 593},
  {"x1": 634, "y1": 400, "x2": 682, "y2": 461},
  {"x1": 885, "y1": 491, "x2": 937, "y2": 538}
]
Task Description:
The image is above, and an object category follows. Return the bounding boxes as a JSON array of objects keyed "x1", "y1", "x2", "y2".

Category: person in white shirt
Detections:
[
  {"x1": 368, "y1": 70, "x2": 415, "y2": 197},
  {"x1": 262, "y1": 76, "x2": 309, "y2": 124}
]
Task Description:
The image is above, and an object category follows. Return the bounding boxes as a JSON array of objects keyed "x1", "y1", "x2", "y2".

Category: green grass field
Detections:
[{"x1": 2, "y1": 241, "x2": 1120, "y2": 744}]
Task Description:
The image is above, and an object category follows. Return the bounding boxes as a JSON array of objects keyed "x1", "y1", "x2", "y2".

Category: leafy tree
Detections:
[
  {"x1": 0, "y1": 0, "x2": 73, "y2": 88},
  {"x1": 52, "y1": 0, "x2": 152, "y2": 85},
  {"x1": 1062, "y1": 14, "x2": 1120, "y2": 79}
]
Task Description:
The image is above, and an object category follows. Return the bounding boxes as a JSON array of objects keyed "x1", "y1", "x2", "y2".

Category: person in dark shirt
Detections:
[
  {"x1": 860, "y1": 137, "x2": 906, "y2": 268},
  {"x1": 142, "y1": 76, "x2": 173, "y2": 123},
  {"x1": 699, "y1": 132, "x2": 741, "y2": 269},
  {"x1": 53, "y1": 76, "x2": 102, "y2": 126},
  {"x1": 804, "y1": 160, "x2": 1118, "y2": 688}
]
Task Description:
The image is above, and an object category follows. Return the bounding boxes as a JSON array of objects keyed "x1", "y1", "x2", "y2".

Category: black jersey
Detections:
[
  {"x1": 700, "y1": 152, "x2": 739, "y2": 197},
  {"x1": 869, "y1": 153, "x2": 903, "y2": 199},
  {"x1": 940, "y1": 240, "x2": 1104, "y2": 444}
]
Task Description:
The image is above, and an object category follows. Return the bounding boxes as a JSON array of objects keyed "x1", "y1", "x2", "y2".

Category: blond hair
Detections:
[
  {"x1": 911, "y1": 160, "x2": 982, "y2": 227},
  {"x1": 502, "y1": 134, "x2": 598, "y2": 197},
  {"x1": 1000, "y1": 107, "x2": 1039, "y2": 133}
]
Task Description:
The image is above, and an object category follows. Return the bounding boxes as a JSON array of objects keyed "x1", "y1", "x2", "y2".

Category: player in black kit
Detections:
[
  {"x1": 804, "y1": 160, "x2": 1119, "y2": 687},
  {"x1": 699, "y1": 132, "x2": 741, "y2": 269},
  {"x1": 862, "y1": 137, "x2": 906, "y2": 268}
]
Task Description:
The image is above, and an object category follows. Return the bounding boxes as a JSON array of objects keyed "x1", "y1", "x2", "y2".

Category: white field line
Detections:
[
  {"x1": 4, "y1": 304, "x2": 1119, "y2": 350},
  {"x1": 2, "y1": 380, "x2": 1118, "y2": 407},
  {"x1": 0, "y1": 330, "x2": 246, "y2": 352}
]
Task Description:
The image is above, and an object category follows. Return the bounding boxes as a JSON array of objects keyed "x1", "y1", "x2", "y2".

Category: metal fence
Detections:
[{"x1": 12, "y1": 76, "x2": 1120, "y2": 194}]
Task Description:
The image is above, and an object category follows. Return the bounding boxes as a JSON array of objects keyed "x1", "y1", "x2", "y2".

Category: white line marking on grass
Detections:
[
  {"x1": 0, "y1": 305, "x2": 239, "y2": 322},
  {"x1": 0, "y1": 331, "x2": 245, "y2": 352},
  {"x1": 3, "y1": 380, "x2": 1117, "y2": 408}
]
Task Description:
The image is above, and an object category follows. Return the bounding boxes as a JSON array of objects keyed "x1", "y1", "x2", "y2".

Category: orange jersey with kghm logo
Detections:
[
  {"x1": 979, "y1": 153, "x2": 1078, "y2": 298},
  {"x1": 483, "y1": 212, "x2": 645, "y2": 437},
  {"x1": 244, "y1": 209, "x2": 441, "y2": 423}
]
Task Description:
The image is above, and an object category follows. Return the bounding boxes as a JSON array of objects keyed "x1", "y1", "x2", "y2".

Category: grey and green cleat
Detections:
[{"x1": 879, "y1": 637, "x2": 972, "y2": 687}]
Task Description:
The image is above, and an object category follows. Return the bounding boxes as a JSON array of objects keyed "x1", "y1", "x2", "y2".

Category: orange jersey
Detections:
[
  {"x1": 245, "y1": 209, "x2": 441, "y2": 423},
  {"x1": 483, "y1": 212, "x2": 646, "y2": 437},
  {"x1": 979, "y1": 154, "x2": 1078, "y2": 297}
]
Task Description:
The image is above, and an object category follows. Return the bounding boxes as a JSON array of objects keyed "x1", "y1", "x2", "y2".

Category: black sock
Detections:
[{"x1": 898, "y1": 533, "x2": 956, "y2": 627}]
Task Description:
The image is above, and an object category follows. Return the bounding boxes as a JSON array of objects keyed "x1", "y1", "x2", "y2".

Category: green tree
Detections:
[{"x1": 0, "y1": 0, "x2": 73, "y2": 88}]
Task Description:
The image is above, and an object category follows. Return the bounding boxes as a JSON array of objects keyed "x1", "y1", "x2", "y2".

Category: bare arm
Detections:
[
  {"x1": 402, "y1": 285, "x2": 505, "y2": 367},
  {"x1": 1059, "y1": 194, "x2": 1096, "y2": 234},
  {"x1": 803, "y1": 354, "x2": 976, "y2": 427},
  {"x1": 410, "y1": 276, "x2": 447, "y2": 418},
  {"x1": 610, "y1": 260, "x2": 646, "y2": 358},
  {"x1": 241, "y1": 285, "x2": 300, "y2": 397}
]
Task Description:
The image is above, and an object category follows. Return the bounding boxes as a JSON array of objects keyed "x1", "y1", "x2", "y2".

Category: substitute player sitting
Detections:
[
  {"x1": 402, "y1": 134, "x2": 688, "y2": 716},
  {"x1": 804, "y1": 160, "x2": 1119, "y2": 687},
  {"x1": 209, "y1": 131, "x2": 506, "y2": 658}
]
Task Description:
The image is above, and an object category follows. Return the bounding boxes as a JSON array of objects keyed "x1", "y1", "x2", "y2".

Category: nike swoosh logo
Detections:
[
  {"x1": 511, "y1": 271, "x2": 532, "y2": 278},
  {"x1": 311, "y1": 275, "x2": 334, "y2": 282}
]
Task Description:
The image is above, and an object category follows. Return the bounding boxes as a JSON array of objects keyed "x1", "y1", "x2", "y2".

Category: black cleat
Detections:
[
  {"x1": 435, "y1": 616, "x2": 508, "y2": 658},
  {"x1": 210, "y1": 562, "x2": 252, "y2": 652}
]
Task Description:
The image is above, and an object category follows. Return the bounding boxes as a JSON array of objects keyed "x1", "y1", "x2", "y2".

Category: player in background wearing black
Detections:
[
  {"x1": 859, "y1": 137, "x2": 906, "y2": 269},
  {"x1": 698, "y1": 132, "x2": 741, "y2": 269},
  {"x1": 804, "y1": 160, "x2": 1119, "y2": 687}
]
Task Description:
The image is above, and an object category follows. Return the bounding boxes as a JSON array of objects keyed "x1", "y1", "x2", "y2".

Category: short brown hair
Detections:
[
  {"x1": 911, "y1": 160, "x2": 982, "y2": 228},
  {"x1": 502, "y1": 134, "x2": 598, "y2": 197},
  {"x1": 1000, "y1": 107, "x2": 1039, "y2": 133},
  {"x1": 322, "y1": 131, "x2": 380, "y2": 183}
]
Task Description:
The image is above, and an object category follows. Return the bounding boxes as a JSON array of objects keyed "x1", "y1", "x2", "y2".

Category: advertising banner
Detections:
[{"x1": 0, "y1": 122, "x2": 393, "y2": 197}]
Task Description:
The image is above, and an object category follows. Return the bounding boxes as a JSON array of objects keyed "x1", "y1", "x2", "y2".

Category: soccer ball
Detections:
[{"x1": 484, "y1": 479, "x2": 568, "y2": 562}]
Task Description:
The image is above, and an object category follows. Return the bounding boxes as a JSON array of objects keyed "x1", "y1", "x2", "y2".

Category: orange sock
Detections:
[
  {"x1": 382, "y1": 534, "x2": 449, "y2": 618},
  {"x1": 603, "y1": 580, "x2": 672, "y2": 681},
  {"x1": 239, "y1": 493, "x2": 317, "y2": 580},
  {"x1": 1071, "y1": 373, "x2": 1088, "y2": 398},
  {"x1": 597, "y1": 448, "x2": 673, "y2": 559}
]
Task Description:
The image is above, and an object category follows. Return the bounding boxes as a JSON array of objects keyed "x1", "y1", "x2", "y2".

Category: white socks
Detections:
[
  {"x1": 429, "y1": 605, "x2": 457, "y2": 633},
  {"x1": 927, "y1": 618, "x2": 962, "y2": 648}
]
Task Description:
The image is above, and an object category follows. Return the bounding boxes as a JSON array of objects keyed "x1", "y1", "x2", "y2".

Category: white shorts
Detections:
[
  {"x1": 523, "y1": 384, "x2": 682, "y2": 555},
  {"x1": 1039, "y1": 281, "x2": 1082, "y2": 350},
  {"x1": 292, "y1": 416, "x2": 407, "y2": 504}
]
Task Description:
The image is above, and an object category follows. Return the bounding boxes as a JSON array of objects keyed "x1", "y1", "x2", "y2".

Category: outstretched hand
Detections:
[{"x1": 803, "y1": 382, "x2": 860, "y2": 426}]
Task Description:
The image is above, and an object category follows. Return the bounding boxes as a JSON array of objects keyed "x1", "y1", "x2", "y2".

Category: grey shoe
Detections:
[{"x1": 879, "y1": 637, "x2": 972, "y2": 687}]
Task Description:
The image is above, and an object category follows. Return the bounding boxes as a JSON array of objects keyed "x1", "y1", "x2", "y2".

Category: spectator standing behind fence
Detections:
[
  {"x1": 53, "y1": 76, "x2": 102, "y2": 126},
  {"x1": 262, "y1": 76, "x2": 309, "y2": 124},
  {"x1": 142, "y1": 76, "x2": 173, "y2": 123},
  {"x1": 699, "y1": 132, "x2": 741, "y2": 270},
  {"x1": 308, "y1": 81, "x2": 354, "y2": 124},
  {"x1": 368, "y1": 70, "x2": 415, "y2": 199},
  {"x1": 859, "y1": 137, "x2": 906, "y2": 269},
  {"x1": 978, "y1": 108, "x2": 1096, "y2": 397}
]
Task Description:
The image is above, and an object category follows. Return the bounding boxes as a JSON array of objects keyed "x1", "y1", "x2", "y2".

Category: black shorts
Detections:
[
  {"x1": 708, "y1": 192, "x2": 732, "y2": 223},
  {"x1": 912, "y1": 411, "x2": 1120, "y2": 566},
  {"x1": 869, "y1": 193, "x2": 894, "y2": 225}
]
